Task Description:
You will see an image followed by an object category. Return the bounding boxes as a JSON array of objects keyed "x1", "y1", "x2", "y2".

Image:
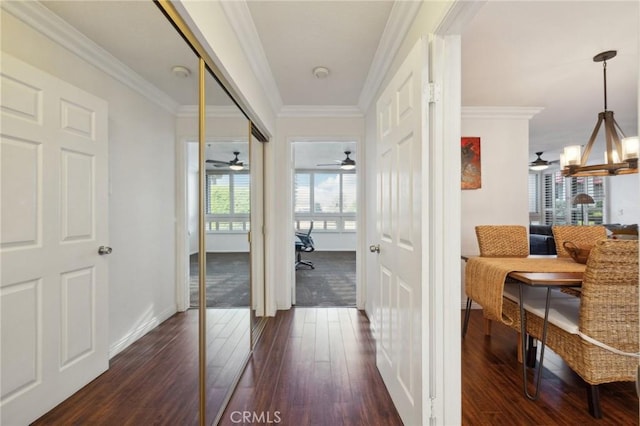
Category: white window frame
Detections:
[{"x1": 294, "y1": 169, "x2": 357, "y2": 232}]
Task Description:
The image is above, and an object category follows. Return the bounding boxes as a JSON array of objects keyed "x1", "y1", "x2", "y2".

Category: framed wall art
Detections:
[{"x1": 461, "y1": 137, "x2": 481, "y2": 189}]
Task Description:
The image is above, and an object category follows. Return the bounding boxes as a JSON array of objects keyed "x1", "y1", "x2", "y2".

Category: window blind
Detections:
[{"x1": 530, "y1": 170, "x2": 605, "y2": 225}]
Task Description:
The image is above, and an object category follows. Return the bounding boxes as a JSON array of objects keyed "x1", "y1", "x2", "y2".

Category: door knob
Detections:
[
  {"x1": 98, "y1": 246, "x2": 113, "y2": 255},
  {"x1": 369, "y1": 244, "x2": 380, "y2": 253}
]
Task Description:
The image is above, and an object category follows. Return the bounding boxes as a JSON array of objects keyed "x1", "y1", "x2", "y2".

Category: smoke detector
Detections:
[{"x1": 312, "y1": 66, "x2": 330, "y2": 79}]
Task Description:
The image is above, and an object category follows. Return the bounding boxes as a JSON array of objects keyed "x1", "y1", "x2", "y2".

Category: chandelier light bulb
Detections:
[{"x1": 622, "y1": 136, "x2": 640, "y2": 160}]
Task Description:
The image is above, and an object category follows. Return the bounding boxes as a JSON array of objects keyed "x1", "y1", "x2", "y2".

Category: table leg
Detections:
[
  {"x1": 526, "y1": 335, "x2": 537, "y2": 368},
  {"x1": 519, "y1": 284, "x2": 552, "y2": 400}
]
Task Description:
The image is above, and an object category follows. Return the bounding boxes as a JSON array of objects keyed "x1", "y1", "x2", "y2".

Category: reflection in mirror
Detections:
[
  {"x1": 200, "y1": 67, "x2": 251, "y2": 424},
  {"x1": 1, "y1": 0, "x2": 253, "y2": 424}
]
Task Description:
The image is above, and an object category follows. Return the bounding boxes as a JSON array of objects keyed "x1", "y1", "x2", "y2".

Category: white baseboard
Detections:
[{"x1": 108, "y1": 306, "x2": 176, "y2": 359}]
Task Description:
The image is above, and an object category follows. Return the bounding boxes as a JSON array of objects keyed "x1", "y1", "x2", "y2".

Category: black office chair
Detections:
[{"x1": 295, "y1": 222, "x2": 315, "y2": 270}]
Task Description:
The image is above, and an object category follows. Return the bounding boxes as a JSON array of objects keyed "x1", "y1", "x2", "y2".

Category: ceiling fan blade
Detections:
[
  {"x1": 316, "y1": 163, "x2": 339, "y2": 166},
  {"x1": 206, "y1": 159, "x2": 230, "y2": 165}
]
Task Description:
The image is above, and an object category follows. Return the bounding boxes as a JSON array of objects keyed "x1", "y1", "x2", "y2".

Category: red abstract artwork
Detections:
[{"x1": 461, "y1": 137, "x2": 481, "y2": 189}]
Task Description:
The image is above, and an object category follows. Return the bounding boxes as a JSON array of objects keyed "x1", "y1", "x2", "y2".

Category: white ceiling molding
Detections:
[
  {"x1": 220, "y1": 0, "x2": 283, "y2": 114},
  {"x1": 357, "y1": 1, "x2": 422, "y2": 112},
  {"x1": 462, "y1": 106, "x2": 544, "y2": 120},
  {"x1": 278, "y1": 105, "x2": 364, "y2": 118},
  {"x1": 435, "y1": 0, "x2": 486, "y2": 35},
  {"x1": 2, "y1": 1, "x2": 179, "y2": 114},
  {"x1": 176, "y1": 105, "x2": 246, "y2": 118}
]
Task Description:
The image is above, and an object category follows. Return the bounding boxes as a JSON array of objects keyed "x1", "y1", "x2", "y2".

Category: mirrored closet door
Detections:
[
  {"x1": 200, "y1": 67, "x2": 252, "y2": 424},
  {"x1": 1, "y1": 1, "x2": 266, "y2": 424}
]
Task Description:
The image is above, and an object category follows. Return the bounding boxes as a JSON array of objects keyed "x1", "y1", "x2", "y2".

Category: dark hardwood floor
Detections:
[
  {"x1": 31, "y1": 309, "x2": 249, "y2": 426},
  {"x1": 461, "y1": 310, "x2": 639, "y2": 425},
  {"x1": 31, "y1": 308, "x2": 638, "y2": 425},
  {"x1": 219, "y1": 307, "x2": 402, "y2": 425}
]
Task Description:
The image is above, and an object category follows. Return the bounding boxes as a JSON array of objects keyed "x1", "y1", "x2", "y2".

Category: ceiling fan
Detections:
[
  {"x1": 529, "y1": 151, "x2": 556, "y2": 171},
  {"x1": 206, "y1": 151, "x2": 247, "y2": 170},
  {"x1": 317, "y1": 150, "x2": 356, "y2": 170}
]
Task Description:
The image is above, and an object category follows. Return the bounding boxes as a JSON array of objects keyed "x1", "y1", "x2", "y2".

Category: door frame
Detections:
[
  {"x1": 430, "y1": 1, "x2": 484, "y2": 421},
  {"x1": 286, "y1": 136, "x2": 366, "y2": 310},
  {"x1": 176, "y1": 137, "x2": 196, "y2": 312},
  {"x1": 425, "y1": 33, "x2": 462, "y2": 424}
]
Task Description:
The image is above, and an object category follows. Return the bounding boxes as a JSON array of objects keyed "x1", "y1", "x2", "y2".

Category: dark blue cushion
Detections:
[
  {"x1": 529, "y1": 234, "x2": 556, "y2": 255},
  {"x1": 530, "y1": 224, "x2": 553, "y2": 236}
]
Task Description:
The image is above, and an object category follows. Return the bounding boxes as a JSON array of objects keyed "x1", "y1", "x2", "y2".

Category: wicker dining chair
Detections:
[
  {"x1": 522, "y1": 239, "x2": 638, "y2": 418},
  {"x1": 552, "y1": 225, "x2": 607, "y2": 257},
  {"x1": 463, "y1": 225, "x2": 530, "y2": 337}
]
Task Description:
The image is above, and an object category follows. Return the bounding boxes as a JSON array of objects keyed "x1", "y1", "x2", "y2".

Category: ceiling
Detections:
[
  {"x1": 462, "y1": 1, "x2": 638, "y2": 163},
  {"x1": 39, "y1": 0, "x2": 638, "y2": 166},
  {"x1": 247, "y1": 1, "x2": 393, "y2": 106}
]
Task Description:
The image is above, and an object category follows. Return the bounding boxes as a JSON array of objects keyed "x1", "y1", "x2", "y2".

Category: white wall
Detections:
[
  {"x1": 459, "y1": 107, "x2": 540, "y2": 305},
  {"x1": 2, "y1": 12, "x2": 178, "y2": 356},
  {"x1": 607, "y1": 173, "x2": 640, "y2": 225},
  {"x1": 306, "y1": 233, "x2": 356, "y2": 251}
]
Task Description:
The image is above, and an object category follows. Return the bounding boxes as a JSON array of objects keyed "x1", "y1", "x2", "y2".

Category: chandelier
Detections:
[{"x1": 561, "y1": 50, "x2": 638, "y2": 177}]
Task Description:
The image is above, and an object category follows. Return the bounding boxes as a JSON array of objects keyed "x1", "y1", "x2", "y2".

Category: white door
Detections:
[
  {"x1": 374, "y1": 38, "x2": 428, "y2": 425},
  {"x1": 1, "y1": 54, "x2": 109, "y2": 425}
]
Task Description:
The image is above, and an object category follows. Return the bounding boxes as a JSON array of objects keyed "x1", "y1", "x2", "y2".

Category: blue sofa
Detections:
[
  {"x1": 529, "y1": 224, "x2": 557, "y2": 255},
  {"x1": 530, "y1": 223, "x2": 638, "y2": 255}
]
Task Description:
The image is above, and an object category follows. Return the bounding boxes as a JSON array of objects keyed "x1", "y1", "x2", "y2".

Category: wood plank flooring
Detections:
[
  {"x1": 461, "y1": 310, "x2": 638, "y2": 425},
  {"x1": 31, "y1": 309, "x2": 250, "y2": 425},
  {"x1": 219, "y1": 307, "x2": 402, "y2": 425},
  {"x1": 31, "y1": 307, "x2": 638, "y2": 425}
]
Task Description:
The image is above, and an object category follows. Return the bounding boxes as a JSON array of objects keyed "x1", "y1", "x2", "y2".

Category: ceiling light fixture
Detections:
[
  {"x1": 529, "y1": 152, "x2": 551, "y2": 171},
  {"x1": 561, "y1": 50, "x2": 638, "y2": 177},
  {"x1": 171, "y1": 65, "x2": 191, "y2": 78},
  {"x1": 312, "y1": 66, "x2": 330, "y2": 79}
]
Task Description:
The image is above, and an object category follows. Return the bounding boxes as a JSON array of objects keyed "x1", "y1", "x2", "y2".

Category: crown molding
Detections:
[
  {"x1": 278, "y1": 105, "x2": 364, "y2": 118},
  {"x1": 435, "y1": 0, "x2": 486, "y2": 35},
  {"x1": 357, "y1": 1, "x2": 422, "y2": 112},
  {"x1": 2, "y1": 1, "x2": 179, "y2": 114},
  {"x1": 220, "y1": 0, "x2": 283, "y2": 114},
  {"x1": 462, "y1": 106, "x2": 544, "y2": 120}
]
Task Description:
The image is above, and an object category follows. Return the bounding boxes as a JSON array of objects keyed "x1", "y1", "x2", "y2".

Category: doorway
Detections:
[
  {"x1": 186, "y1": 140, "x2": 251, "y2": 309},
  {"x1": 292, "y1": 141, "x2": 357, "y2": 307}
]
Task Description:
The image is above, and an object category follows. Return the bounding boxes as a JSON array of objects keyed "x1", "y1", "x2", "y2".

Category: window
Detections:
[
  {"x1": 529, "y1": 169, "x2": 605, "y2": 225},
  {"x1": 205, "y1": 171, "x2": 250, "y2": 232},
  {"x1": 294, "y1": 170, "x2": 356, "y2": 232}
]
